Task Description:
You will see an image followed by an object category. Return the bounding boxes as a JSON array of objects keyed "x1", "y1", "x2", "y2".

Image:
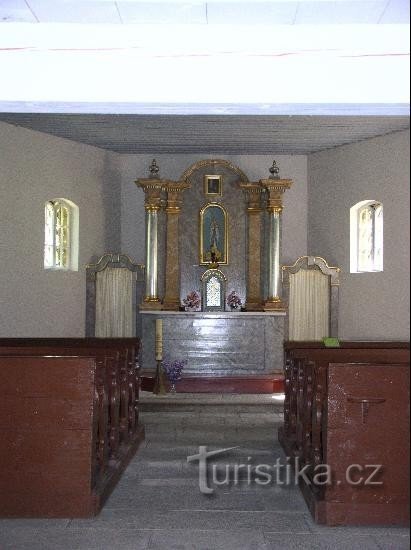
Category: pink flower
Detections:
[
  {"x1": 183, "y1": 291, "x2": 201, "y2": 309},
  {"x1": 227, "y1": 290, "x2": 242, "y2": 308}
]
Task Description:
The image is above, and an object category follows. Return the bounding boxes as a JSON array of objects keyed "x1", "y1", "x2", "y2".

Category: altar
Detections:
[
  {"x1": 135, "y1": 158, "x2": 293, "y2": 387},
  {"x1": 141, "y1": 311, "x2": 285, "y2": 376}
]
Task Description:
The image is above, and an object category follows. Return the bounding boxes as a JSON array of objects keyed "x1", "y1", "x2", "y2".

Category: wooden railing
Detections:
[
  {"x1": 0, "y1": 338, "x2": 144, "y2": 517},
  {"x1": 280, "y1": 341, "x2": 410, "y2": 526}
]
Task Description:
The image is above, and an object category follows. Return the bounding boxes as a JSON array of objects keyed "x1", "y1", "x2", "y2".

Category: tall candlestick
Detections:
[{"x1": 155, "y1": 319, "x2": 163, "y2": 361}]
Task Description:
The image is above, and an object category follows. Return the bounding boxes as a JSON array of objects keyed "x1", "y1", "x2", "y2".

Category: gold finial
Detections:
[
  {"x1": 149, "y1": 159, "x2": 160, "y2": 179},
  {"x1": 269, "y1": 160, "x2": 280, "y2": 179}
]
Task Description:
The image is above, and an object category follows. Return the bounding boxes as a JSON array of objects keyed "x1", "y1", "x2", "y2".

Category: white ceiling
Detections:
[
  {"x1": 0, "y1": 22, "x2": 409, "y2": 109},
  {"x1": 0, "y1": 0, "x2": 409, "y2": 25}
]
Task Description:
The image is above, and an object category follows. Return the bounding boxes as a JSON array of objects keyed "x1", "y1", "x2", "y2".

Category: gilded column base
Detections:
[
  {"x1": 162, "y1": 300, "x2": 181, "y2": 311},
  {"x1": 140, "y1": 298, "x2": 163, "y2": 311},
  {"x1": 245, "y1": 300, "x2": 264, "y2": 312},
  {"x1": 263, "y1": 298, "x2": 287, "y2": 312}
]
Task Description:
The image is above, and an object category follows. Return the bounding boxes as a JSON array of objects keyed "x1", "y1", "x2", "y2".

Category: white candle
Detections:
[{"x1": 155, "y1": 319, "x2": 163, "y2": 361}]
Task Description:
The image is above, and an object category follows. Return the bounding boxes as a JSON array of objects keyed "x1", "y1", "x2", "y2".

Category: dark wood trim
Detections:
[
  {"x1": 284, "y1": 340, "x2": 410, "y2": 350},
  {"x1": 94, "y1": 424, "x2": 145, "y2": 515}
]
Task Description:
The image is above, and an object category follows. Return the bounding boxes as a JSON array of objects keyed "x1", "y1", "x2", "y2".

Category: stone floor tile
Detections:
[
  {"x1": 0, "y1": 527, "x2": 151, "y2": 550},
  {"x1": 116, "y1": 477, "x2": 306, "y2": 504},
  {"x1": 0, "y1": 518, "x2": 71, "y2": 529},
  {"x1": 263, "y1": 532, "x2": 380, "y2": 549},
  {"x1": 138, "y1": 478, "x2": 200, "y2": 487},
  {"x1": 104, "y1": 484, "x2": 302, "y2": 512},
  {"x1": 72, "y1": 509, "x2": 309, "y2": 532},
  {"x1": 135, "y1": 445, "x2": 201, "y2": 460},
  {"x1": 148, "y1": 528, "x2": 266, "y2": 550},
  {"x1": 181, "y1": 415, "x2": 227, "y2": 426},
  {"x1": 372, "y1": 533, "x2": 411, "y2": 549}
]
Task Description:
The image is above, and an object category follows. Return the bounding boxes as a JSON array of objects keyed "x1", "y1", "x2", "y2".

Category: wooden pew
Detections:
[
  {"x1": 0, "y1": 338, "x2": 141, "y2": 444},
  {"x1": 0, "y1": 338, "x2": 144, "y2": 517},
  {"x1": 279, "y1": 342, "x2": 410, "y2": 526}
]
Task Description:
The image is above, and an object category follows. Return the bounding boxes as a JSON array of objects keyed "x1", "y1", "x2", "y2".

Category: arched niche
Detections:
[
  {"x1": 199, "y1": 203, "x2": 228, "y2": 266},
  {"x1": 201, "y1": 269, "x2": 227, "y2": 312}
]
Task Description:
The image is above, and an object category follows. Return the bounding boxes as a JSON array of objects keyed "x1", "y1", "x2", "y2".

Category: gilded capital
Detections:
[
  {"x1": 239, "y1": 182, "x2": 264, "y2": 212},
  {"x1": 260, "y1": 178, "x2": 292, "y2": 213},
  {"x1": 164, "y1": 181, "x2": 191, "y2": 214},
  {"x1": 136, "y1": 178, "x2": 164, "y2": 210}
]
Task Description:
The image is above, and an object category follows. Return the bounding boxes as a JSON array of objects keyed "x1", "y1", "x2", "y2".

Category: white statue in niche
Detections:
[
  {"x1": 207, "y1": 216, "x2": 223, "y2": 264},
  {"x1": 209, "y1": 216, "x2": 220, "y2": 250},
  {"x1": 200, "y1": 203, "x2": 227, "y2": 265}
]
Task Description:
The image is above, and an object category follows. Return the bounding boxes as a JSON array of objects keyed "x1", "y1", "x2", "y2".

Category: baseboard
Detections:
[{"x1": 140, "y1": 373, "x2": 284, "y2": 394}]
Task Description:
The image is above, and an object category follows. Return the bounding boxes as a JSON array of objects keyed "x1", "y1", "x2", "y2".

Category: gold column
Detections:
[
  {"x1": 163, "y1": 181, "x2": 190, "y2": 310},
  {"x1": 135, "y1": 178, "x2": 164, "y2": 310},
  {"x1": 261, "y1": 177, "x2": 292, "y2": 311},
  {"x1": 240, "y1": 182, "x2": 264, "y2": 311}
]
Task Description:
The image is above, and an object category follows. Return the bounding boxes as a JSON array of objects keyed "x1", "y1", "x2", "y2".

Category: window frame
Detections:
[
  {"x1": 44, "y1": 198, "x2": 79, "y2": 271},
  {"x1": 350, "y1": 200, "x2": 383, "y2": 274}
]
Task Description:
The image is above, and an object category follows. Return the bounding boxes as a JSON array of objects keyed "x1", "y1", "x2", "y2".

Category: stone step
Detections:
[
  {"x1": 103, "y1": 483, "x2": 307, "y2": 513},
  {"x1": 139, "y1": 391, "x2": 284, "y2": 414},
  {"x1": 143, "y1": 425, "x2": 278, "y2": 440}
]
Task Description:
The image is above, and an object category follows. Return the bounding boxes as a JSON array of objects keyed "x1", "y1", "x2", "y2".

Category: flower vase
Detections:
[{"x1": 169, "y1": 382, "x2": 177, "y2": 394}]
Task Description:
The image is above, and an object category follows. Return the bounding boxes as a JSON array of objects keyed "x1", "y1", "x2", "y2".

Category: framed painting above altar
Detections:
[
  {"x1": 204, "y1": 174, "x2": 222, "y2": 197},
  {"x1": 199, "y1": 203, "x2": 228, "y2": 265}
]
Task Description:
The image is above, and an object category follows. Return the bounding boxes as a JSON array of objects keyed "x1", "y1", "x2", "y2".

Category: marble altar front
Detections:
[{"x1": 141, "y1": 311, "x2": 285, "y2": 375}]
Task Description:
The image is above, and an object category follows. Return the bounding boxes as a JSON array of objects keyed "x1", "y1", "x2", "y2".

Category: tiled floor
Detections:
[{"x1": 0, "y1": 393, "x2": 409, "y2": 549}]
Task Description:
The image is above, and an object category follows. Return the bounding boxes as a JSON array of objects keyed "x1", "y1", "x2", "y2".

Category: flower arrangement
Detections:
[
  {"x1": 227, "y1": 290, "x2": 242, "y2": 310},
  {"x1": 162, "y1": 358, "x2": 187, "y2": 392},
  {"x1": 183, "y1": 291, "x2": 201, "y2": 311}
]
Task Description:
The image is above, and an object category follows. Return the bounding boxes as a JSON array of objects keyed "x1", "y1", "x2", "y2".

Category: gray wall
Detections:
[
  {"x1": 0, "y1": 121, "x2": 121, "y2": 337},
  {"x1": 308, "y1": 129, "x2": 410, "y2": 341},
  {"x1": 119, "y1": 154, "x2": 308, "y2": 269}
]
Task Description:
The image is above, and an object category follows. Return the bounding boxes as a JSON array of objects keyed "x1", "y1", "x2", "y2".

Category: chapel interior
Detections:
[{"x1": 0, "y1": 1, "x2": 410, "y2": 549}]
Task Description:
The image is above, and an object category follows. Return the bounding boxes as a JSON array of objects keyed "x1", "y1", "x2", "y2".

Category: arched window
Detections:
[
  {"x1": 44, "y1": 199, "x2": 79, "y2": 270},
  {"x1": 350, "y1": 200, "x2": 383, "y2": 273}
]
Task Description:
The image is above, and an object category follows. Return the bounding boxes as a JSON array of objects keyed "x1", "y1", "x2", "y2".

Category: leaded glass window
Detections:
[
  {"x1": 201, "y1": 269, "x2": 226, "y2": 311},
  {"x1": 206, "y1": 276, "x2": 221, "y2": 307},
  {"x1": 357, "y1": 202, "x2": 383, "y2": 272},
  {"x1": 44, "y1": 199, "x2": 78, "y2": 270},
  {"x1": 350, "y1": 200, "x2": 383, "y2": 273},
  {"x1": 44, "y1": 201, "x2": 55, "y2": 268}
]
